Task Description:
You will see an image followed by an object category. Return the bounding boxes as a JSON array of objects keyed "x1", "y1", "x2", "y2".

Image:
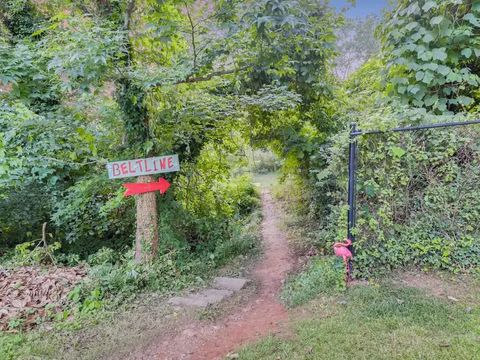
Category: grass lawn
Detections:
[
  {"x1": 239, "y1": 272, "x2": 480, "y2": 360},
  {"x1": 253, "y1": 172, "x2": 279, "y2": 190}
]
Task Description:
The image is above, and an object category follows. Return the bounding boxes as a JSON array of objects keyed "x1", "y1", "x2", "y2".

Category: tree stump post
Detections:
[{"x1": 134, "y1": 175, "x2": 159, "y2": 263}]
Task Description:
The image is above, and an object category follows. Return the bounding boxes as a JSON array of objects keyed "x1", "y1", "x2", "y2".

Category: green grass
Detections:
[
  {"x1": 281, "y1": 256, "x2": 346, "y2": 307},
  {"x1": 240, "y1": 281, "x2": 480, "y2": 360},
  {"x1": 252, "y1": 172, "x2": 279, "y2": 189}
]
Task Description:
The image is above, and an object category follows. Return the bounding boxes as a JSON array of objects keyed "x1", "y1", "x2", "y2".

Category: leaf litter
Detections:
[{"x1": 0, "y1": 266, "x2": 86, "y2": 331}]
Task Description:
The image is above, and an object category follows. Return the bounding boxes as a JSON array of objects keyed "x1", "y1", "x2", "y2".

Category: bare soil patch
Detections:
[{"x1": 393, "y1": 270, "x2": 480, "y2": 304}]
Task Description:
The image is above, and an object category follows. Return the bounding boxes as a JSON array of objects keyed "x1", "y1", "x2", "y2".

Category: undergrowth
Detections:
[
  {"x1": 281, "y1": 256, "x2": 345, "y2": 308},
  {"x1": 0, "y1": 208, "x2": 262, "y2": 359}
]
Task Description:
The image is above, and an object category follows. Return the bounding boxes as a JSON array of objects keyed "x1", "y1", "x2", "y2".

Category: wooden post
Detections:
[{"x1": 134, "y1": 175, "x2": 158, "y2": 263}]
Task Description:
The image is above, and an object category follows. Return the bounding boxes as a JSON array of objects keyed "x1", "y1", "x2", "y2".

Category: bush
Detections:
[
  {"x1": 52, "y1": 175, "x2": 135, "y2": 258},
  {"x1": 69, "y1": 207, "x2": 262, "y2": 308}
]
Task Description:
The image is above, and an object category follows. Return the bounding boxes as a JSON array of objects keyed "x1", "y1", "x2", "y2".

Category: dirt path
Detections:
[{"x1": 133, "y1": 190, "x2": 295, "y2": 360}]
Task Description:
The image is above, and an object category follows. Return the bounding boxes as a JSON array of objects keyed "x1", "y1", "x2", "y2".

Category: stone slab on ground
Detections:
[
  {"x1": 213, "y1": 277, "x2": 249, "y2": 291},
  {"x1": 169, "y1": 289, "x2": 233, "y2": 308}
]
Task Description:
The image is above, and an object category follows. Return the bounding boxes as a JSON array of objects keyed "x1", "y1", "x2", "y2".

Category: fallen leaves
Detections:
[{"x1": 0, "y1": 266, "x2": 86, "y2": 331}]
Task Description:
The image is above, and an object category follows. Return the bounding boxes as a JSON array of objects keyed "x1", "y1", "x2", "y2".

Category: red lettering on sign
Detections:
[
  {"x1": 113, "y1": 163, "x2": 121, "y2": 177},
  {"x1": 144, "y1": 159, "x2": 152, "y2": 173},
  {"x1": 107, "y1": 155, "x2": 179, "y2": 179},
  {"x1": 160, "y1": 158, "x2": 167, "y2": 170}
]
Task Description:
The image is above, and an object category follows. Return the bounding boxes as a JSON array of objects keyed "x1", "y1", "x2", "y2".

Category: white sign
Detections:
[{"x1": 107, "y1": 154, "x2": 180, "y2": 179}]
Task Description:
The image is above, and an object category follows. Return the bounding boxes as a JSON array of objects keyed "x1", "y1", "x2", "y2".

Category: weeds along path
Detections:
[{"x1": 133, "y1": 190, "x2": 295, "y2": 360}]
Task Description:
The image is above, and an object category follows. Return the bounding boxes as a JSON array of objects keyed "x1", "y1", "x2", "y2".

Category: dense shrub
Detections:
[
  {"x1": 292, "y1": 0, "x2": 480, "y2": 277},
  {"x1": 52, "y1": 176, "x2": 135, "y2": 257},
  {"x1": 72, "y1": 209, "x2": 262, "y2": 305},
  {"x1": 313, "y1": 110, "x2": 480, "y2": 276}
]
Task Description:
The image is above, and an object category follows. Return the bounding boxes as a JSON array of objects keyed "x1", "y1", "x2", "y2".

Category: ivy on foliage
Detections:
[{"x1": 382, "y1": 0, "x2": 480, "y2": 113}]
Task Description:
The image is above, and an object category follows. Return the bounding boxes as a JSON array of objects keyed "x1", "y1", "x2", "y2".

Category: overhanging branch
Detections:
[{"x1": 173, "y1": 66, "x2": 249, "y2": 85}]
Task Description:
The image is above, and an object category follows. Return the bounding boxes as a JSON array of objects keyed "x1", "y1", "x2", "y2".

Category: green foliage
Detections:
[
  {"x1": 12, "y1": 239, "x2": 61, "y2": 266},
  {"x1": 70, "y1": 209, "x2": 261, "y2": 306},
  {"x1": 293, "y1": 0, "x2": 480, "y2": 277},
  {"x1": 0, "y1": 0, "x2": 44, "y2": 38},
  {"x1": 0, "y1": 100, "x2": 105, "y2": 249},
  {"x1": 52, "y1": 176, "x2": 135, "y2": 257},
  {"x1": 281, "y1": 256, "x2": 345, "y2": 307},
  {"x1": 335, "y1": 15, "x2": 380, "y2": 78},
  {"x1": 1, "y1": 0, "x2": 339, "y2": 258},
  {"x1": 312, "y1": 108, "x2": 480, "y2": 277},
  {"x1": 40, "y1": 14, "x2": 124, "y2": 92},
  {"x1": 381, "y1": 0, "x2": 480, "y2": 112}
]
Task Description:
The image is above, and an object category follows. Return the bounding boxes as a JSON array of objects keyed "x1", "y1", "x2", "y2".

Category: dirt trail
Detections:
[{"x1": 133, "y1": 190, "x2": 295, "y2": 360}]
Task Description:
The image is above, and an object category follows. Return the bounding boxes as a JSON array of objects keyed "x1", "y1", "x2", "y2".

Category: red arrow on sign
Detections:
[{"x1": 123, "y1": 178, "x2": 171, "y2": 196}]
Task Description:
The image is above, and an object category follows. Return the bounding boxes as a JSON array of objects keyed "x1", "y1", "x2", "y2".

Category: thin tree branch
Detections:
[
  {"x1": 185, "y1": 4, "x2": 198, "y2": 71},
  {"x1": 173, "y1": 66, "x2": 249, "y2": 85},
  {"x1": 124, "y1": 0, "x2": 136, "y2": 31}
]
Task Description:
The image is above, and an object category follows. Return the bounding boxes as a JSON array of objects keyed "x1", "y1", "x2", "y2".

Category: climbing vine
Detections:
[{"x1": 382, "y1": 0, "x2": 480, "y2": 113}]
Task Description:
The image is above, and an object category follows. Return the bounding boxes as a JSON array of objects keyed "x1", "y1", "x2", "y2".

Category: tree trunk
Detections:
[{"x1": 134, "y1": 175, "x2": 158, "y2": 263}]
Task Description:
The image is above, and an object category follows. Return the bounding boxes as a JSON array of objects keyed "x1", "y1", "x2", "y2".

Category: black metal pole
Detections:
[
  {"x1": 347, "y1": 123, "x2": 357, "y2": 253},
  {"x1": 351, "y1": 119, "x2": 480, "y2": 136}
]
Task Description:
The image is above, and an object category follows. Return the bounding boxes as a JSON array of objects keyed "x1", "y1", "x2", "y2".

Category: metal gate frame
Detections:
[{"x1": 346, "y1": 119, "x2": 480, "y2": 266}]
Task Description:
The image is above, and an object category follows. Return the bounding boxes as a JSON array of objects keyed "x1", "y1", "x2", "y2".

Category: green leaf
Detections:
[
  {"x1": 422, "y1": 1, "x2": 437, "y2": 12},
  {"x1": 423, "y1": 63, "x2": 438, "y2": 71},
  {"x1": 144, "y1": 140, "x2": 154, "y2": 154},
  {"x1": 473, "y1": 1, "x2": 480, "y2": 11},
  {"x1": 415, "y1": 71, "x2": 425, "y2": 81},
  {"x1": 461, "y1": 48, "x2": 473, "y2": 59},
  {"x1": 432, "y1": 48, "x2": 447, "y2": 61},
  {"x1": 364, "y1": 184, "x2": 376, "y2": 197},
  {"x1": 419, "y1": 51, "x2": 433, "y2": 61},
  {"x1": 457, "y1": 96, "x2": 474, "y2": 106},
  {"x1": 430, "y1": 16, "x2": 443, "y2": 26},
  {"x1": 424, "y1": 94, "x2": 438, "y2": 107},
  {"x1": 446, "y1": 71, "x2": 460, "y2": 82},
  {"x1": 437, "y1": 65, "x2": 451, "y2": 76},
  {"x1": 421, "y1": 71, "x2": 434, "y2": 84},
  {"x1": 408, "y1": 85, "x2": 420, "y2": 95},
  {"x1": 406, "y1": 22, "x2": 419, "y2": 31},
  {"x1": 390, "y1": 146, "x2": 406, "y2": 158},
  {"x1": 422, "y1": 32, "x2": 434, "y2": 43},
  {"x1": 464, "y1": 13, "x2": 480, "y2": 27}
]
